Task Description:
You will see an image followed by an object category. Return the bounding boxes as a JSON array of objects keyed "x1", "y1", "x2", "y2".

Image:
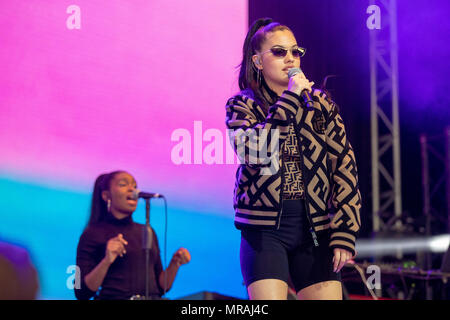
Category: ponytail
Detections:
[
  {"x1": 237, "y1": 18, "x2": 292, "y2": 111},
  {"x1": 86, "y1": 170, "x2": 124, "y2": 227},
  {"x1": 238, "y1": 17, "x2": 273, "y2": 91}
]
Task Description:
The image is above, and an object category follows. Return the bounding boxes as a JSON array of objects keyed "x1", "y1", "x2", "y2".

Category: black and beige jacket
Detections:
[{"x1": 225, "y1": 85, "x2": 362, "y2": 256}]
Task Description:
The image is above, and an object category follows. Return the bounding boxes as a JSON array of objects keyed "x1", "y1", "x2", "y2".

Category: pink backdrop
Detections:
[{"x1": 0, "y1": 0, "x2": 246, "y2": 215}]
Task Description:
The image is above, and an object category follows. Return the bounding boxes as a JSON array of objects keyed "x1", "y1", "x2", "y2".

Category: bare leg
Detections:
[
  {"x1": 248, "y1": 279, "x2": 289, "y2": 300},
  {"x1": 297, "y1": 280, "x2": 342, "y2": 300}
]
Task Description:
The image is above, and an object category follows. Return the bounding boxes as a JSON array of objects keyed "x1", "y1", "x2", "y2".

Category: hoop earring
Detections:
[
  {"x1": 257, "y1": 69, "x2": 262, "y2": 86},
  {"x1": 107, "y1": 199, "x2": 111, "y2": 212}
]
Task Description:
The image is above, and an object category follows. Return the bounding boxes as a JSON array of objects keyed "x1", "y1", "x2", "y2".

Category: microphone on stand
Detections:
[
  {"x1": 131, "y1": 188, "x2": 168, "y2": 298},
  {"x1": 131, "y1": 189, "x2": 163, "y2": 299},
  {"x1": 287, "y1": 67, "x2": 315, "y2": 110},
  {"x1": 131, "y1": 189, "x2": 163, "y2": 200}
]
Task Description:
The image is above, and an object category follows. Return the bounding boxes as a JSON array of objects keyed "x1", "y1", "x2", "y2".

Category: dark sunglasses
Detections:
[{"x1": 261, "y1": 46, "x2": 306, "y2": 58}]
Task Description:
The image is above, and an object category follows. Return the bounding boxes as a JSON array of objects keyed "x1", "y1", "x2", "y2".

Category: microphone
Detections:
[
  {"x1": 132, "y1": 189, "x2": 163, "y2": 200},
  {"x1": 287, "y1": 68, "x2": 314, "y2": 110}
]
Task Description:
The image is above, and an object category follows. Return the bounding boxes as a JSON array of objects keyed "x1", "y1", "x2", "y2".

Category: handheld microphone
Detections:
[
  {"x1": 132, "y1": 189, "x2": 163, "y2": 200},
  {"x1": 287, "y1": 67, "x2": 314, "y2": 110}
]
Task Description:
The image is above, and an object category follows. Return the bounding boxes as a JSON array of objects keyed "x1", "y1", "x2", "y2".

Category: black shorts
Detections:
[{"x1": 240, "y1": 199, "x2": 341, "y2": 293}]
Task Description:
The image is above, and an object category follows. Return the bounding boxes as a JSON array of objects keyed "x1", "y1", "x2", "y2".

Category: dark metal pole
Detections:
[
  {"x1": 420, "y1": 134, "x2": 433, "y2": 300},
  {"x1": 143, "y1": 198, "x2": 153, "y2": 300},
  {"x1": 446, "y1": 127, "x2": 450, "y2": 235}
]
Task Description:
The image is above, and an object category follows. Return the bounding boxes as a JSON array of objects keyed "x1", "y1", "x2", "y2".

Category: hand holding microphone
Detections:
[{"x1": 287, "y1": 68, "x2": 315, "y2": 110}]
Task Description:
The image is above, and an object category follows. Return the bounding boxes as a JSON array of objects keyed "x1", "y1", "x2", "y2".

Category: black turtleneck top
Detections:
[{"x1": 75, "y1": 214, "x2": 163, "y2": 300}]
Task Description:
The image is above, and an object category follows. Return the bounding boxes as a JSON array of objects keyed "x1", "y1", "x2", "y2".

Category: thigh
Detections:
[
  {"x1": 297, "y1": 280, "x2": 342, "y2": 300},
  {"x1": 240, "y1": 230, "x2": 290, "y2": 295},
  {"x1": 248, "y1": 279, "x2": 288, "y2": 300}
]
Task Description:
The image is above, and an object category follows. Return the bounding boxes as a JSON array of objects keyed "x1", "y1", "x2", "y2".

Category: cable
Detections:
[
  {"x1": 351, "y1": 263, "x2": 379, "y2": 300},
  {"x1": 162, "y1": 196, "x2": 168, "y2": 298}
]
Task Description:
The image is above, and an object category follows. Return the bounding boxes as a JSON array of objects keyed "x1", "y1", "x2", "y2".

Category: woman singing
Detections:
[
  {"x1": 75, "y1": 171, "x2": 190, "y2": 300},
  {"x1": 225, "y1": 18, "x2": 362, "y2": 300}
]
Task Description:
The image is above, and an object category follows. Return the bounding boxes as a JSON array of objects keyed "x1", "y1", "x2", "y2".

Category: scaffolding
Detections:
[
  {"x1": 369, "y1": 0, "x2": 402, "y2": 235},
  {"x1": 420, "y1": 127, "x2": 450, "y2": 299}
]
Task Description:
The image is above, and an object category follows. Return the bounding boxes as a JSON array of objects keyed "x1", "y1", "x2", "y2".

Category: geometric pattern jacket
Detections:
[{"x1": 225, "y1": 85, "x2": 362, "y2": 256}]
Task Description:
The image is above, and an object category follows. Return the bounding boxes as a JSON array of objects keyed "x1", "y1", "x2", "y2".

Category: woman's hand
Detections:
[
  {"x1": 104, "y1": 233, "x2": 128, "y2": 264},
  {"x1": 170, "y1": 248, "x2": 191, "y2": 268},
  {"x1": 332, "y1": 248, "x2": 355, "y2": 273},
  {"x1": 288, "y1": 72, "x2": 314, "y2": 96}
]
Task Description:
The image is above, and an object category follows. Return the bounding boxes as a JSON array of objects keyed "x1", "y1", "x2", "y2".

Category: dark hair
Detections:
[
  {"x1": 238, "y1": 18, "x2": 293, "y2": 110},
  {"x1": 86, "y1": 170, "x2": 125, "y2": 227}
]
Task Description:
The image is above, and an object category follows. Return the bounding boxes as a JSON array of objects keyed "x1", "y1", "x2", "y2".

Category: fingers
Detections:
[
  {"x1": 110, "y1": 242, "x2": 126, "y2": 257},
  {"x1": 333, "y1": 250, "x2": 340, "y2": 273},
  {"x1": 293, "y1": 73, "x2": 311, "y2": 84},
  {"x1": 292, "y1": 74, "x2": 314, "y2": 94},
  {"x1": 117, "y1": 233, "x2": 128, "y2": 246},
  {"x1": 108, "y1": 234, "x2": 128, "y2": 257},
  {"x1": 295, "y1": 72, "x2": 307, "y2": 80},
  {"x1": 337, "y1": 252, "x2": 347, "y2": 272},
  {"x1": 333, "y1": 249, "x2": 352, "y2": 273},
  {"x1": 179, "y1": 248, "x2": 191, "y2": 264},
  {"x1": 305, "y1": 81, "x2": 315, "y2": 93},
  {"x1": 172, "y1": 248, "x2": 191, "y2": 266}
]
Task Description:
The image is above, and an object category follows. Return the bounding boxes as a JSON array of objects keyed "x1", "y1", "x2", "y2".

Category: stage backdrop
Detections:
[{"x1": 0, "y1": 1, "x2": 247, "y2": 299}]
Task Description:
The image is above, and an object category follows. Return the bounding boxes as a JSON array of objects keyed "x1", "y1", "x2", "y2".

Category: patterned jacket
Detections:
[{"x1": 225, "y1": 85, "x2": 362, "y2": 256}]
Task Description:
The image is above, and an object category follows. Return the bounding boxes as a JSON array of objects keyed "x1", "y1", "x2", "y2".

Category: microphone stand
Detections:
[{"x1": 142, "y1": 198, "x2": 153, "y2": 300}]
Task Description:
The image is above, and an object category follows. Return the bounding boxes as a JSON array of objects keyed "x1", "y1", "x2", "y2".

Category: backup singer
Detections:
[
  {"x1": 75, "y1": 171, "x2": 190, "y2": 300},
  {"x1": 225, "y1": 18, "x2": 362, "y2": 299}
]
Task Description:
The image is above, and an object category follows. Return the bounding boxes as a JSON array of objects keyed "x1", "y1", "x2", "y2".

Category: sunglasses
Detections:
[{"x1": 260, "y1": 46, "x2": 306, "y2": 58}]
